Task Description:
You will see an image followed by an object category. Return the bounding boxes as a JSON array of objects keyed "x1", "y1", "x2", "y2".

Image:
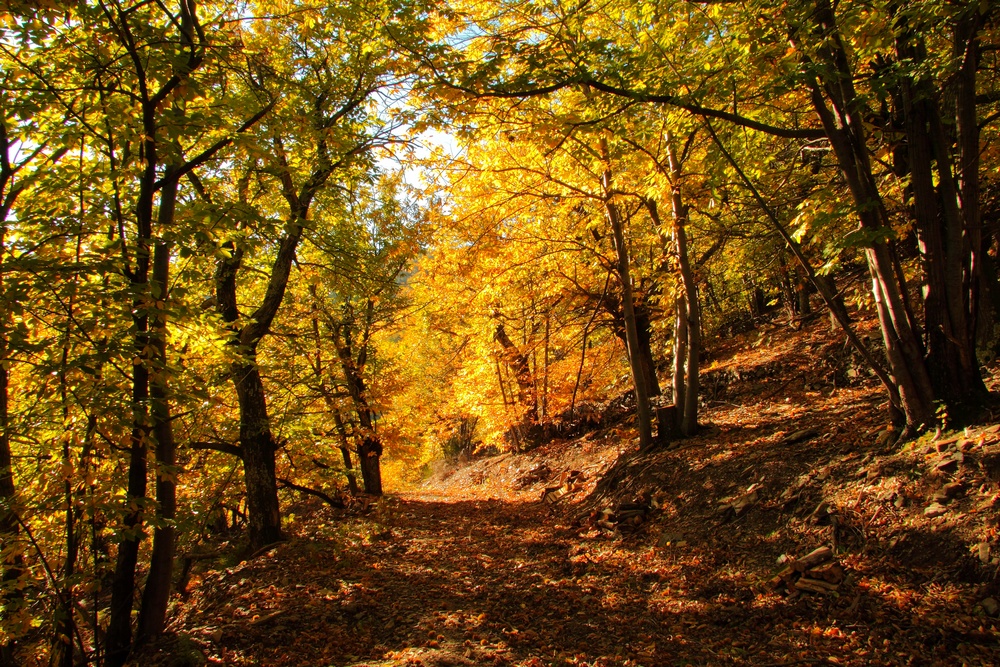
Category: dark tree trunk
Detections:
[
  {"x1": 787, "y1": 0, "x2": 938, "y2": 431},
  {"x1": 0, "y1": 222, "x2": 22, "y2": 667},
  {"x1": 331, "y1": 300, "x2": 384, "y2": 495},
  {"x1": 333, "y1": 412, "x2": 359, "y2": 495},
  {"x1": 634, "y1": 304, "x2": 662, "y2": 399},
  {"x1": 105, "y1": 144, "x2": 155, "y2": 667},
  {"x1": 663, "y1": 137, "x2": 702, "y2": 437},
  {"x1": 233, "y1": 361, "x2": 283, "y2": 547},
  {"x1": 137, "y1": 235, "x2": 178, "y2": 643},
  {"x1": 600, "y1": 137, "x2": 653, "y2": 449},
  {"x1": 215, "y1": 199, "x2": 308, "y2": 549},
  {"x1": 358, "y1": 436, "x2": 383, "y2": 496},
  {"x1": 705, "y1": 121, "x2": 905, "y2": 424},
  {"x1": 896, "y1": 9, "x2": 986, "y2": 408},
  {"x1": 0, "y1": 354, "x2": 17, "y2": 667},
  {"x1": 105, "y1": 350, "x2": 149, "y2": 667}
]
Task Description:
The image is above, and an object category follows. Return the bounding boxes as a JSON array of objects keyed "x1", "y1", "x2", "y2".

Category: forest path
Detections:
[
  {"x1": 165, "y1": 484, "x2": 996, "y2": 667},
  {"x1": 173, "y1": 492, "x2": 694, "y2": 667},
  {"x1": 164, "y1": 444, "x2": 1000, "y2": 667},
  {"x1": 153, "y1": 319, "x2": 1000, "y2": 666}
]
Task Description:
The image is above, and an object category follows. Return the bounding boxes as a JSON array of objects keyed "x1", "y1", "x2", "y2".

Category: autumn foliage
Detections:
[{"x1": 1, "y1": 0, "x2": 1000, "y2": 665}]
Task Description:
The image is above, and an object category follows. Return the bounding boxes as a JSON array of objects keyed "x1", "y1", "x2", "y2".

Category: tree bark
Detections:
[
  {"x1": 216, "y1": 239, "x2": 285, "y2": 551},
  {"x1": 333, "y1": 412, "x2": 359, "y2": 495},
  {"x1": 786, "y1": 0, "x2": 938, "y2": 431},
  {"x1": 0, "y1": 177, "x2": 22, "y2": 667},
  {"x1": 494, "y1": 322, "x2": 538, "y2": 421},
  {"x1": 663, "y1": 136, "x2": 701, "y2": 436},
  {"x1": 600, "y1": 137, "x2": 653, "y2": 449},
  {"x1": 358, "y1": 436, "x2": 383, "y2": 496},
  {"x1": 136, "y1": 234, "x2": 178, "y2": 643},
  {"x1": 233, "y1": 361, "x2": 283, "y2": 546},
  {"x1": 671, "y1": 292, "x2": 688, "y2": 426},
  {"x1": 331, "y1": 300, "x2": 384, "y2": 495},
  {"x1": 705, "y1": 119, "x2": 905, "y2": 420}
]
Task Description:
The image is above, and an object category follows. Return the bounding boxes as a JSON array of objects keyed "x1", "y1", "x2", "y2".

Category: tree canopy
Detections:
[{"x1": 1, "y1": 0, "x2": 999, "y2": 663}]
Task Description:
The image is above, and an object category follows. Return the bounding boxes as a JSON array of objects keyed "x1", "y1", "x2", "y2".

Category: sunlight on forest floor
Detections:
[{"x1": 137, "y1": 318, "x2": 1000, "y2": 667}]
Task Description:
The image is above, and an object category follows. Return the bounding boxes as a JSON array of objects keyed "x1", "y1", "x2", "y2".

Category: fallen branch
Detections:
[{"x1": 277, "y1": 477, "x2": 345, "y2": 509}]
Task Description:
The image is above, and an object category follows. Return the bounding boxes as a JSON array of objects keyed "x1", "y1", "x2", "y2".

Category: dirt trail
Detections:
[
  {"x1": 170, "y1": 495, "x2": 689, "y2": 667},
  {"x1": 156, "y1": 318, "x2": 1000, "y2": 666},
  {"x1": 158, "y1": 486, "x2": 1000, "y2": 667}
]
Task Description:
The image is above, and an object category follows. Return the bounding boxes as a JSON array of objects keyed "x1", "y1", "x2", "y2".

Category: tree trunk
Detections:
[
  {"x1": 233, "y1": 361, "x2": 283, "y2": 548},
  {"x1": 542, "y1": 314, "x2": 549, "y2": 420},
  {"x1": 333, "y1": 412, "x2": 359, "y2": 495},
  {"x1": 494, "y1": 322, "x2": 538, "y2": 421},
  {"x1": 358, "y1": 436, "x2": 383, "y2": 496},
  {"x1": 136, "y1": 236, "x2": 178, "y2": 643},
  {"x1": 105, "y1": 156, "x2": 155, "y2": 667},
  {"x1": 634, "y1": 303, "x2": 662, "y2": 399},
  {"x1": 331, "y1": 303, "x2": 384, "y2": 495},
  {"x1": 0, "y1": 223, "x2": 22, "y2": 667},
  {"x1": 105, "y1": 356, "x2": 149, "y2": 667},
  {"x1": 704, "y1": 120, "x2": 906, "y2": 422},
  {"x1": 600, "y1": 137, "x2": 653, "y2": 449},
  {"x1": 892, "y1": 9, "x2": 988, "y2": 414},
  {"x1": 215, "y1": 207, "x2": 307, "y2": 551},
  {"x1": 788, "y1": 0, "x2": 938, "y2": 431},
  {"x1": 662, "y1": 137, "x2": 701, "y2": 436}
]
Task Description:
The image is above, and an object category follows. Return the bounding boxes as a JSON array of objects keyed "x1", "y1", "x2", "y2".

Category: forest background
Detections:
[{"x1": 0, "y1": 0, "x2": 999, "y2": 665}]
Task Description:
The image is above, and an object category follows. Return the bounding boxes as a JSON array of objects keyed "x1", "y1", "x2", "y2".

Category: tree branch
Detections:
[
  {"x1": 277, "y1": 478, "x2": 345, "y2": 508},
  {"x1": 157, "y1": 99, "x2": 277, "y2": 189}
]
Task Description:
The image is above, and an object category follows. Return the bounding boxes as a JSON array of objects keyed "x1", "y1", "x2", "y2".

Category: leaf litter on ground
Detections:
[{"x1": 146, "y1": 317, "x2": 1000, "y2": 667}]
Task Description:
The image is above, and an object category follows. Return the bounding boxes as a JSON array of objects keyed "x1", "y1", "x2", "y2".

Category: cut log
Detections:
[
  {"x1": 794, "y1": 577, "x2": 839, "y2": 594},
  {"x1": 806, "y1": 562, "x2": 844, "y2": 584},
  {"x1": 791, "y1": 546, "x2": 833, "y2": 572}
]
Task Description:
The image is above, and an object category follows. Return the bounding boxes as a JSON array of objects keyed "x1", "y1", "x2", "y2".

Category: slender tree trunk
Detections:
[
  {"x1": 635, "y1": 304, "x2": 661, "y2": 399},
  {"x1": 332, "y1": 412, "x2": 359, "y2": 495},
  {"x1": 105, "y1": 335, "x2": 150, "y2": 667},
  {"x1": 663, "y1": 137, "x2": 701, "y2": 435},
  {"x1": 310, "y1": 288, "x2": 359, "y2": 495},
  {"x1": 0, "y1": 354, "x2": 17, "y2": 667},
  {"x1": 705, "y1": 120, "x2": 906, "y2": 422},
  {"x1": 495, "y1": 355, "x2": 510, "y2": 407},
  {"x1": 494, "y1": 323, "x2": 537, "y2": 421},
  {"x1": 542, "y1": 314, "x2": 549, "y2": 420},
  {"x1": 0, "y1": 223, "x2": 22, "y2": 667},
  {"x1": 105, "y1": 167, "x2": 155, "y2": 667},
  {"x1": 786, "y1": 0, "x2": 937, "y2": 431},
  {"x1": 600, "y1": 137, "x2": 653, "y2": 449},
  {"x1": 136, "y1": 236, "x2": 178, "y2": 643},
  {"x1": 54, "y1": 224, "x2": 84, "y2": 667},
  {"x1": 331, "y1": 306, "x2": 384, "y2": 495},
  {"x1": 215, "y1": 204, "x2": 306, "y2": 550}
]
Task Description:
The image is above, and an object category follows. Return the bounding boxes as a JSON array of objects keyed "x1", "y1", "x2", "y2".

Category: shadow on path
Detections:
[{"x1": 161, "y1": 491, "x2": 999, "y2": 667}]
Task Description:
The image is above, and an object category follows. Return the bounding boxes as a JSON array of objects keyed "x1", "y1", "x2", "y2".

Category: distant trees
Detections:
[{"x1": 418, "y1": 0, "x2": 1000, "y2": 437}]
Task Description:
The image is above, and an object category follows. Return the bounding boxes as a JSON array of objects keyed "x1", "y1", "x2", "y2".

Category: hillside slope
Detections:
[{"x1": 149, "y1": 316, "x2": 1000, "y2": 667}]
